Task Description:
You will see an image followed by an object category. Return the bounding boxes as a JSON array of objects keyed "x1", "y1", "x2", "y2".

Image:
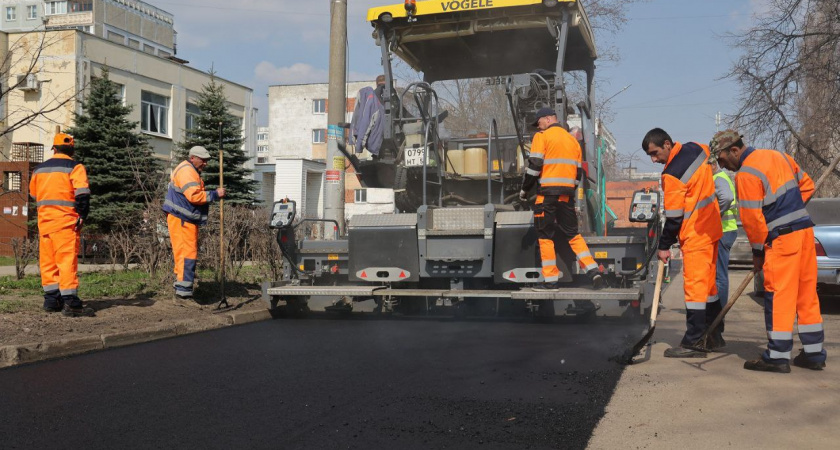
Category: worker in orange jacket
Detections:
[
  {"x1": 643, "y1": 128, "x2": 722, "y2": 357},
  {"x1": 520, "y1": 107, "x2": 604, "y2": 291},
  {"x1": 29, "y1": 133, "x2": 94, "y2": 317},
  {"x1": 713, "y1": 130, "x2": 826, "y2": 373},
  {"x1": 162, "y1": 146, "x2": 225, "y2": 302}
]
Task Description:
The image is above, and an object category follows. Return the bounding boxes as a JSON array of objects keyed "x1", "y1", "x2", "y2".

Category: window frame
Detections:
[
  {"x1": 6, "y1": 6, "x2": 17, "y2": 21},
  {"x1": 312, "y1": 128, "x2": 326, "y2": 144},
  {"x1": 27, "y1": 5, "x2": 37, "y2": 20},
  {"x1": 140, "y1": 91, "x2": 170, "y2": 136},
  {"x1": 185, "y1": 102, "x2": 201, "y2": 137},
  {"x1": 45, "y1": 1, "x2": 67, "y2": 16},
  {"x1": 3, "y1": 172, "x2": 22, "y2": 192},
  {"x1": 354, "y1": 189, "x2": 367, "y2": 204},
  {"x1": 312, "y1": 99, "x2": 326, "y2": 114}
]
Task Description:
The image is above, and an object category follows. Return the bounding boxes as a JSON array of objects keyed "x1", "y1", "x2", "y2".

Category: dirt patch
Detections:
[{"x1": 0, "y1": 285, "x2": 267, "y2": 347}]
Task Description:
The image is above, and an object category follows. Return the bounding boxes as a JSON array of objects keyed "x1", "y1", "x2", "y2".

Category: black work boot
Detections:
[
  {"x1": 664, "y1": 346, "x2": 707, "y2": 358},
  {"x1": 43, "y1": 290, "x2": 63, "y2": 312},
  {"x1": 706, "y1": 331, "x2": 726, "y2": 351},
  {"x1": 744, "y1": 358, "x2": 791, "y2": 373},
  {"x1": 532, "y1": 281, "x2": 562, "y2": 291},
  {"x1": 587, "y1": 269, "x2": 605, "y2": 290},
  {"x1": 792, "y1": 350, "x2": 826, "y2": 371},
  {"x1": 62, "y1": 304, "x2": 95, "y2": 317}
]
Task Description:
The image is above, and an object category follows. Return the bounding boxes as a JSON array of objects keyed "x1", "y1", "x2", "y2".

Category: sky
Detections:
[{"x1": 154, "y1": 0, "x2": 772, "y2": 172}]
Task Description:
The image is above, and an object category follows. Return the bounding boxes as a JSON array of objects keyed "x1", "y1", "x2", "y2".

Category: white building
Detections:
[{"x1": 261, "y1": 81, "x2": 394, "y2": 219}]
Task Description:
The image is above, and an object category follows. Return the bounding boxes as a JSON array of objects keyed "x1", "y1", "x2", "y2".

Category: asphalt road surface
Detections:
[{"x1": 0, "y1": 316, "x2": 645, "y2": 449}]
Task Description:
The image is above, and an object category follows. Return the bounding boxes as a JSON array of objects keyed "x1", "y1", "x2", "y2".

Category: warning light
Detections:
[{"x1": 331, "y1": 265, "x2": 339, "y2": 274}]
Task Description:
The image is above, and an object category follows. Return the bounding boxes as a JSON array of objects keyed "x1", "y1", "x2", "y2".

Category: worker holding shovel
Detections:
[
  {"x1": 163, "y1": 146, "x2": 226, "y2": 303},
  {"x1": 712, "y1": 130, "x2": 826, "y2": 373}
]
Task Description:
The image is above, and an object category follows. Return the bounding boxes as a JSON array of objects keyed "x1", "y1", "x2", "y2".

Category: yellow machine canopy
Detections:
[{"x1": 368, "y1": 0, "x2": 597, "y2": 82}]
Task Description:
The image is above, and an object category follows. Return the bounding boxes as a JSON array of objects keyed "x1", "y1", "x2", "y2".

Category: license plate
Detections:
[{"x1": 404, "y1": 146, "x2": 426, "y2": 167}]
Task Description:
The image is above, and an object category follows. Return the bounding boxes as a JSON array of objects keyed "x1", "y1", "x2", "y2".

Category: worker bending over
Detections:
[
  {"x1": 643, "y1": 128, "x2": 722, "y2": 357},
  {"x1": 163, "y1": 146, "x2": 226, "y2": 302},
  {"x1": 29, "y1": 133, "x2": 94, "y2": 317},
  {"x1": 520, "y1": 107, "x2": 604, "y2": 291},
  {"x1": 712, "y1": 129, "x2": 826, "y2": 373}
]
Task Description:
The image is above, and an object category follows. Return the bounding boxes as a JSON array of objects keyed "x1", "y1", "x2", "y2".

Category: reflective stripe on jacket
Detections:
[
  {"x1": 521, "y1": 123, "x2": 582, "y2": 197},
  {"x1": 659, "y1": 142, "x2": 723, "y2": 251},
  {"x1": 29, "y1": 154, "x2": 89, "y2": 235},
  {"x1": 735, "y1": 147, "x2": 814, "y2": 254},
  {"x1": 162, "y1": 160, "x2": 217, "y2": 225},
  {"x1": 714, "y1": 171, "x2": 739, "y2": 233}
]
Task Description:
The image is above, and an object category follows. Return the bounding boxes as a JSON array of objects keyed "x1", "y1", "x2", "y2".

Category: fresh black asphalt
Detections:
[{"x1": 0, "y1": 316, "x2": 644, "y2": 449}]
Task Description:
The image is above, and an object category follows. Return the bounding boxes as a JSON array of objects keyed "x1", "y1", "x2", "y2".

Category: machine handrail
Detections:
[{"x1": 486, "y1": 119, "x2": 505, "y2": 205}]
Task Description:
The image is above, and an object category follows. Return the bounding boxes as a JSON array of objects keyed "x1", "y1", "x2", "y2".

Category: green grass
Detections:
[
  {"x1": 0, "y1": 269, "x2": 161, "y2": 301},
  {"x1": 0, "y1": 256, "x2": 16, "y2": 266},
  {"x1": 0, "y1": 299, "x2": 39, "y2": 313}
]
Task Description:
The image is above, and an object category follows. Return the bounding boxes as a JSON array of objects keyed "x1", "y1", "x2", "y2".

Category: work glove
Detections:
[
  {"x1": 518, "y1": 190, "x2": 528, "y2": 203},
  {"x1": 74, "y1": 217, "x2": 84, "y2": 232}
]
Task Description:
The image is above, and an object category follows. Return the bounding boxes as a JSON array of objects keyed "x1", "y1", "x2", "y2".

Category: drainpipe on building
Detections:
[{"x1": 323, "y1": 0, "x2": 347, "y2": 239}]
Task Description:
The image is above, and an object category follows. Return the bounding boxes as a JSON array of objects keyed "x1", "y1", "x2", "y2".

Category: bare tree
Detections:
[
  {"x1": 1, "y1": 29, "x2": 81, "y2": 160},
  {"x1": 726, "y1": 0, "x2": 840, "y2": 195},
  {"x1": 9, "y1": 237, "x2": 37, "y2": 280}
]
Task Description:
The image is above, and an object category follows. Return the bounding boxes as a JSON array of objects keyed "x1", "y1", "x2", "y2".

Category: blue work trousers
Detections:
[{"x1": 717, "y1": 230, "x2": 738, "y2": 308}]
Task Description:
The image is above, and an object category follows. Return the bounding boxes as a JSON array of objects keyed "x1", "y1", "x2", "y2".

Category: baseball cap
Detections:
[
  {"x1": 709, "y1": 129, "x2": 743, "y2": 155},
  {"x1": 189, "y1": 146, "x2": 212, "y2": 159},
  {"x1": 532, "y1": 107, "x2": 556, "y2": 127},
  {"x1": 53, "y1": 133, "x2": 74, "y2": 147}
]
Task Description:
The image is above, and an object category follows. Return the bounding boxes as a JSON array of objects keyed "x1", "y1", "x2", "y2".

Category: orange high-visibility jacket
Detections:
[
  {"x1": 162, "y1": 160, "x2": 217, "y2": 225},
  {"x1": 736, "y1": 147, "x2": 814, "y2": 255},
  {"x1": 522, "y1": 123, "x2": 582, "y2": 197},
  {"x1": 658, "y1": 142, "x2": 722, "y2": 251},
  {"x1": 29, "y1": 153, "x2": 90, "y2": 235}
]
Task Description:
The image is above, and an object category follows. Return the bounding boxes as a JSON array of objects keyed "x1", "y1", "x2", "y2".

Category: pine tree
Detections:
[
  {"x1": 67, "y1": 68, "x2": 162, "y2": 232},
  {"x1": 176, "y1": 71, "x2": 257, "y2": 204}
]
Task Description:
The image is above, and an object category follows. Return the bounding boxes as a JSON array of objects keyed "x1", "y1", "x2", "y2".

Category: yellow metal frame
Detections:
[{"x1": 367, "y1": 0, "x2": 575, "y2": 22}]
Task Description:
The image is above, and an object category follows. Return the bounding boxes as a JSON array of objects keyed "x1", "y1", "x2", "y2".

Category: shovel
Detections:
[
  {"x1": 695, "y1": 269, "x2": 756, "y2": 351},
  {"x1": 624, "y1": 259, "x2": 665, "y2": 363}
]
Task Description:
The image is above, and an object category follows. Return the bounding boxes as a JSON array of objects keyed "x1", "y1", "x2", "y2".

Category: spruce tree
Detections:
[
  {"x1": 67, "y1": 68, "x2": 162, "y2": 232},
  {"x1": 176, "y1": 71, "x2": 257, "y2": 204}
]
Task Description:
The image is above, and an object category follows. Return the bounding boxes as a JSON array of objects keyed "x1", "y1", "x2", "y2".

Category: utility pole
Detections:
[{"x1": 324, "y1": 0, "x2": 347, "y2": 239}]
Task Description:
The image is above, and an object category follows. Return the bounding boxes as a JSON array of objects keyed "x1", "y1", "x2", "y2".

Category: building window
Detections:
[
  {"x1": 3, "y1": 172, "x2": 22, "y2": 192},
  {"x1": 257, "y1": 157, "x2": 268, "y2": 164},
  {"x1": 142, "y1": 44, "x2": 155, "y2": 54},
  {"x1": 141, "y1": 91, "x2": 169, "y2": 135},
  {"x1": 107, "y1": 31, "x2": 124, "y2": 44},
  {"x1": 128, "y1": 38, "x2": 140, "y2": 50},
  {"x1": 257, "y1": 145, "x2": 268, "y2": 154},
  {"x1": 185, "y1": 102, "x2": 201, "y2": 136},
  {"x1": 45, "y1": 1, "x2": 67, "y2": 15},
  {"x1": 6, "y1": 7, "x2": 16, "y2": 21},
  {"x1": 312, "y1": 129, "x2": 326, "y2": 144},
  {"x1": 257, "y1": 132, "x2": 268, "y2": 141},
  {"x1": 69, "y1": 1, "x2": 93, "y2": 13},
  {"x1": 354, "y1": 189, "x2": 367, "y2": 204},
  {"x1": 313, "y1": 99, "x2": 326, "y2": 114},
  {"x1": 27, "y1": 5, "x2": 37, "y2": 20}
]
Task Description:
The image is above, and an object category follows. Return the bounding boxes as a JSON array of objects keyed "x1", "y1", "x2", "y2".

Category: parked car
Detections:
[{"x1": 730, "y1": 198, "x2": 840, "y2": 295}]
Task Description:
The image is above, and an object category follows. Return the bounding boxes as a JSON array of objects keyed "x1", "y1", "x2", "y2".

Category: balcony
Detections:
[{"x1": 45, "y1": 11, "x2": 94, "y2": 27}]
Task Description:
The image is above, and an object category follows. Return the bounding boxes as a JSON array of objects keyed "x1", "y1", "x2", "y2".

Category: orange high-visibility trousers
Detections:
[
  {"x1": 534, "y1": 195, "x2": 598, "y2": 283},
  {"x1": 762, "y1": 228, "x2": 826, "y2": 364},
  {"x1": 167, "y1": 214, "x2": 199, "y2": 296},
  {"x1": 39, "y1": 226, "x2": 81, "y2": 300},
  {"x1": 680, "y1": 242, "x2": 720, "y2": 346}
]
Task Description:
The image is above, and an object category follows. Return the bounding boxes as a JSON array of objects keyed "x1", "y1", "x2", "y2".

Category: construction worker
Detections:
[
  {"x1": 712, "y1": 130, "x2": 826, "y2": 373},
  {"x1": 520, "y1": 107, "x2": 604, "y2": 291},
  {"x1": 163, "y1": 146, "x2": 225, "y2": 301},
  {"x1": 29, "y1": 132, "x2": 94, "y2": 317},
  {"x1": 710, "y1": 157, "x2": 739, "y2": 319},
  {"x1": 642, "y1": 128, "x2": 722, "y2": 357}
]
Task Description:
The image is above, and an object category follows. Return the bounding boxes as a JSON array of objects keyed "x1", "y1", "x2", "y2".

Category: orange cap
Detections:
[{"x1": 53, "y1": 133, "x2": 74, "y2": 147}]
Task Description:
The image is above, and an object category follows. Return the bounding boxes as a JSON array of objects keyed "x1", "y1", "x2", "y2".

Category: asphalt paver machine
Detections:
[{"x1": 264, "y1": 0, "x2": 660, "y2": 318}]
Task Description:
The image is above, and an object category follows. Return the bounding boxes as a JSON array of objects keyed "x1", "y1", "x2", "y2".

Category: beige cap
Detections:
[{"x1": 189, "y1": 146, "x2": 211, "y2": 159}]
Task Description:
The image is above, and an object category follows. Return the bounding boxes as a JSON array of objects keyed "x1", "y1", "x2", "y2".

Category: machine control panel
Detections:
[
  {"x1": 629, "y1": 190, "x2": 661, "y2": 223},
  {"x1": 269, "y1": 199, "x2": 296, "y2": 229}
]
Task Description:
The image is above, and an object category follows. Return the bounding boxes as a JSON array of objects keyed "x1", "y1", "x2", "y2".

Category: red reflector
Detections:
[
  {"x1": 509, "y1": 271, "x2": 516, "y2": 279},
  {"x1": 631, "y1": 300, "x2": 640, "y2": 308},
  {"x1": 280, "y1": 235, "x2": 288, "y2": 243},
  {"x1": 648, "y1": 228, "x2": 655, "y2": 238},
  {"x1": 399, "y1": 271, "x2": 406, "y2": 278},
  {"x1": 331, "y1": 265, "x2": 339, "y2": 274},
  {"x1": 581, "y1": 161, "x2": 590, "y2": 178},
  {"x1": 360, "y1": 271, "x2": 367, "y2": 278},
  {"x1": 816, "y1": 240, "x2": 827, "y2": 257}
]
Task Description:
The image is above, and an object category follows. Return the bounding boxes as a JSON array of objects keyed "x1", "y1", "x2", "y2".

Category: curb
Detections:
[{"x1": 0, "y1": 308, "x2": 272, "y2": 369}]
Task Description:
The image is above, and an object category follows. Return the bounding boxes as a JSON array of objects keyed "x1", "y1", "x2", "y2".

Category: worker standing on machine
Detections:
[
  {"x1": 642, "y1": 128, "x2": 722, "y2": 358},
  {"x1": 712, "y1": 129, "x2": 826, "y2": 373},
  {"x1": 520, "y1": 107, "x2": 604, "y2": 291}
]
